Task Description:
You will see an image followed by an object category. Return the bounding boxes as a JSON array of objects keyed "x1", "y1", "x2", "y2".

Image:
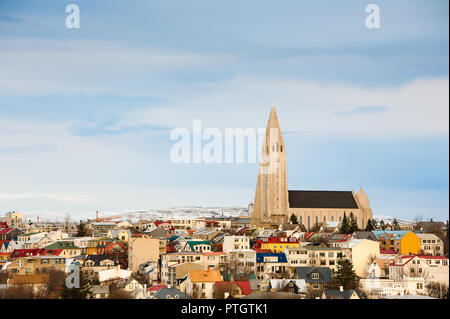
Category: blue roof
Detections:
[
  {"x1": 373, "y1": 230, "x2": 409, "y2": 240},
  {"x1": 168, "y1": 235, "x2": 179, "y2": 242},
  {"x1": 256, "y1": 253, "x2": 287, "y2": 263}
]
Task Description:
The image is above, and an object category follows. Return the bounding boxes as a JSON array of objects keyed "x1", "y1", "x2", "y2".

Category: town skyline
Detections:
[{"x1": 0, "y1": 1, "x2": 448, "y2": 221}]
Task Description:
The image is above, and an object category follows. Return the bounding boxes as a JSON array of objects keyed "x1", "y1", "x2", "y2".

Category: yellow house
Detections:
[
  {"x1": 373, "y1": 230, "x2": 420, "y2": 255},
  {"x1": 260, "y1": 237, "x2": 300, "y2": 253},
  {"x1": 107, "y1": 229, "x2": 132, "y2": 242}
]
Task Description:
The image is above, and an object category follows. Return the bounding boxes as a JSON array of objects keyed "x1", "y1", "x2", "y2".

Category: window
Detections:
[{"x1": 311, "y1": 273, "x2": 320, "y2": 280}]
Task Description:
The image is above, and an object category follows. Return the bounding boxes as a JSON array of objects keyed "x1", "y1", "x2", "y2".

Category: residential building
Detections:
[
  {"x1": 181, "y1": 269, "x2": 223, "y2": 299},
  {"x1": 223, "y1": 236, "x2": 250, "y2": 252},
  {"x1": 128, "y1": 237, "x2": 161, "y2": 272},
  {"x1": 373, "y1": 230, "x2": 420, "y2": 255},
  {"x1": 416, "y1": 233, "x2": 444, "y2": 256}
]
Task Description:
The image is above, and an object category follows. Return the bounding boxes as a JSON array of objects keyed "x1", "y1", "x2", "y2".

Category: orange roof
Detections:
[
  {"x1": 202, "y1": 252, "x2": 225, "y2": 256},
  {"x1": 189, "y1": 270, "x2": 222, "y2": 283}
]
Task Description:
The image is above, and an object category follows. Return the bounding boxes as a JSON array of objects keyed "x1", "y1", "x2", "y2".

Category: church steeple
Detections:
[{"x1": 251, "y1": 105, "x2": 289, "y2": 228}]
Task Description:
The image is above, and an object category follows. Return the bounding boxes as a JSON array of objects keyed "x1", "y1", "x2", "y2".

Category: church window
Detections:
[
  {"x1": 323, "y1": 216, "x2": 326, "y2": 222},
  {"x1": 299, "y1": 216, "x2": 302, "y2": 224},
  {"x1": 315, "y1": 216, "x2": 318, "y2": 225},
  {"x1": 331, "y1": 216, "x2": 334, "y2": 221},
  {"x1": 280, "y1": 145, "x2": 283, "y2": 152},
  {"x1": 307, "y1": 216, "x2": 310, "y2": 229}
]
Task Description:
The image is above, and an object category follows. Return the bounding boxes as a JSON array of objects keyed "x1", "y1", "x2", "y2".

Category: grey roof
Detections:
[
  {"x1": 91, "y1": 285, "x2": 110, "y2": 295},
  {"x1": 288, "y1": 190, "x2": 358, "y2": 209},
  {"x1": 153, "y1": 287, "x2": 190, "y2": 299},
  {"x1": 248, "y1": 279, "x2": 266, "y2": 291},
  {"x1": 84, "y1": 255, "x2": 118, "y2": 266},
  {"x1": 353, "y1": 231, "x2": 377, "y2": 241},
  {"x1": 269, "y1": 279, "x2": 307, "y2": 293},
  {"x1": 294, "y1": 267, "x2": 332, "y2": 283},
  {"x1": 240, "y1": 291, "x2": 302, "y2": 299},
  {"x1": 323, "y1": 289, "x2": 361, "y2": 299},
  {"x1": 145, "y1": 227, "x2": 168, "y2": 238}
]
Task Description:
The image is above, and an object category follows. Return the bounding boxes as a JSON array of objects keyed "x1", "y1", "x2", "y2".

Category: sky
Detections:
[{"x1": 0, "y1": 0, "x2": 448, "y2": 221}]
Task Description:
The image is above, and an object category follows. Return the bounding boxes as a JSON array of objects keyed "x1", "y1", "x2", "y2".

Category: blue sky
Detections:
[{"x1": 0, "y1": 0, "x2": 448, "y2": 221}]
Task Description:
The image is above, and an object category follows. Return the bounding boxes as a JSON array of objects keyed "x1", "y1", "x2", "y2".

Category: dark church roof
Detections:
[{"x1": 288, "y1": 190, "x2": 359, "y2": 209}]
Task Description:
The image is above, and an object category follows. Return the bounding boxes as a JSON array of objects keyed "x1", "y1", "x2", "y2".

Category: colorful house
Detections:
[
  {"x1": 259, "y1": 237, "x2": 300, "y2": 253},
  {"x1": 107, "y1": 229, "x2": 132, "y2": 242},
  {"x1": 373, "y1": 230, "x2": 420, "y2": 255},
  {"x1": 43, "y1": 242, "x2": 82, "y2": 258}
]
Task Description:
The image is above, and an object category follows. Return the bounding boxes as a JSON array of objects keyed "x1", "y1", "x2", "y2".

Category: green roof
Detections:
[{"x1": 187, "y1": 240, "x2": 211, "y2": 250}]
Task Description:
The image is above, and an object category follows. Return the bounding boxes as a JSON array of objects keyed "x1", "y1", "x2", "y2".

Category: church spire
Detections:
[{"x1": 251, "y1": 105, "x2": 289, "y2": 228}]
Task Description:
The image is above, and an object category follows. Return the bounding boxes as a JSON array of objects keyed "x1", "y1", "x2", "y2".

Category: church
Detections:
[{"x1": 250, "y1": 106, "x2": 373, "y2": 230}]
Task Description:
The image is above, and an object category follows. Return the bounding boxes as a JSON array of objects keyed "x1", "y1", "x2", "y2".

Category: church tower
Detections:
[{"x1": 251, "y1": 106, "x2": 289, "y2": 228}]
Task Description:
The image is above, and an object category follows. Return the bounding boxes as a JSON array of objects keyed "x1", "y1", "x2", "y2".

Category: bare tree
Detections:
[
  {"x1": 425, "y1": 282, "x2": 449, "y2": 299},
  {"x1": 0, "y1": 287, "x2": 35, "y2": 299},
  {"x1": 107, "y1": 283, "x2": 133, "y2": 299}
]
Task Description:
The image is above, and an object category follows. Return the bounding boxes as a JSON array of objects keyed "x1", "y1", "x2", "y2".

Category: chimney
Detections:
[
  {"x1": 37, "y1": 216, "x2": 39, "y2": 224},
  {"x1": 339, "y1": 286, "x2": 343, "y2": 292}
]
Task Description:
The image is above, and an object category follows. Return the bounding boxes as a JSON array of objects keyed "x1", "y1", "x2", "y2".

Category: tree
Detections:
[
  {"x1": 425, "y1": 282, "x2": 449, "y2": 299},
  {"x1": 310, "y1": 223, "x2": 322, "y2": 233},
  {"x1": 333, "y1": 258, "x2": 360, "y2": 290},
  {"x1": 365, "y1": 219, "x2": 375, "y2": 231},
  {"x1": 372, "y1": 219, "x2": 378, "y2": 230},
  {"x1": 0, "y1": 287, "x2": 34, "y2": 299},
  {"x1": 392, "y1": 219, "x2": 401, "y2": 230},
  {"x1": 379, "y1": 220, "x2": 386, "y2": 230},
  {"x1": 289, "y1": 213, "x2": 298, "y2": 225},
  {"x1": 108, "y1": 283, "x2": 133, "y2": 299},
  {"x1": 349, "y1": 212, "x2": 359, "y2": 233},
  {"x1": 60, "y1": 270, "x2": 92, "y2": 299},
  {"x1": 339, "y1": 212, "x2": 350, "y2": 234},
  {"x1": 77, "y1": 220, "x2": 88, "y2": 237}
]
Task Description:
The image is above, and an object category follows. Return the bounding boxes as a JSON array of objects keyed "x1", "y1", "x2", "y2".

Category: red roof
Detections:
[
  {"x1": 40, "y1": 249, "x2": 64, "y2": 256},
  {"x1": 400, "y1": 255, "x2": 449, "y2": 260},
  {"x1": 304, "y1": 232, "x2": 316, "y2": 240},
  {"x1": 235, "y1": 281, "x2": 252, "y2": 295},
  {"x1": 0, "y1": 222, "x2": 8, "y2": 229},
  {"x1": 389, "y1": 255, "x2": 449, "y2": 267},
  {"x1": 147, "y1": 284, "x2": 167, "y2": 292},
  {"x1": 10, "y1": 249, "x2": 42, "y2": 258},
  {"x1": 0, "y1": 240, "x2": 11, "y2": 247},
  {"x1": 215, "y1": 281, "x2": 252, "y2": 295},
  {"x1": 380, "y1": 249, "x2": 398, "y2": 254},
  {"x1": 166, "y1": 245, "x2": 177, "y2": 253},
  {"x1": 259, "y1": 236, "x2": 299, "y2": 244},
  {"x1": 0, "y1": 228, "x2": 14, "y2": 235}
]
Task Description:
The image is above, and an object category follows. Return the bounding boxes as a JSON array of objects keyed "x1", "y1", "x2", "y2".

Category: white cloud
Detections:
[
  {"x1": 123, "y1": 76, "x2": 449, "y2": 137},
  {"x1": 0, "y1": 37, "x2": 234, "y2": 95}
]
